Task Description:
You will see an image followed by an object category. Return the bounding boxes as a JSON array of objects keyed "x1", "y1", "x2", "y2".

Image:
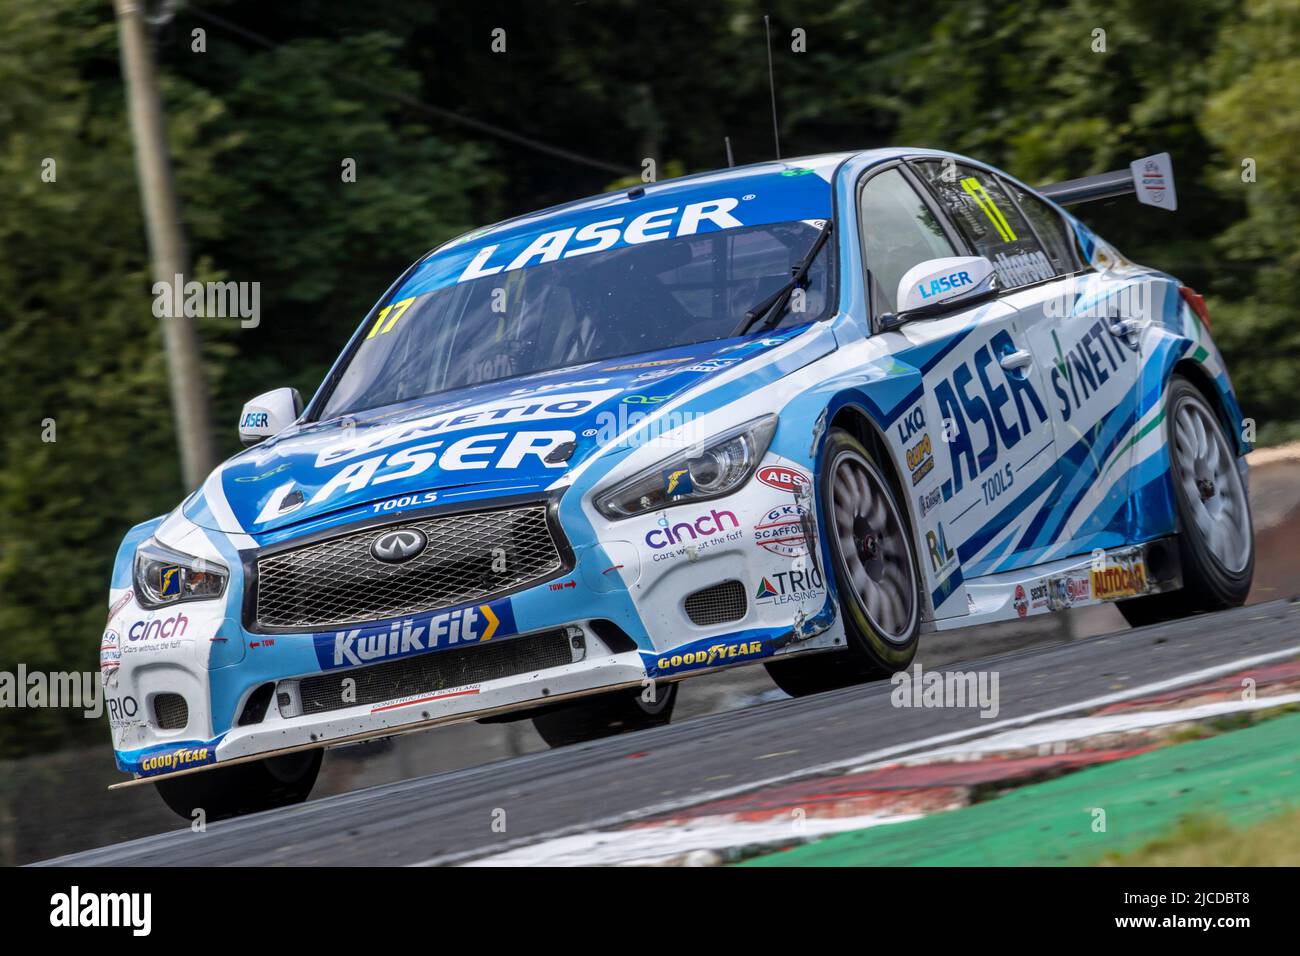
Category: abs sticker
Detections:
[{"x1": 756, "y1": 465, "x2": 810, "y2": 493}]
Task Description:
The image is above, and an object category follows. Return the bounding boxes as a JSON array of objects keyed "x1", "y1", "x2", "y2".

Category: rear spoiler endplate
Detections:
[{"x1": 1039, "y1": 152, "x2": 1177, "y2": 211}]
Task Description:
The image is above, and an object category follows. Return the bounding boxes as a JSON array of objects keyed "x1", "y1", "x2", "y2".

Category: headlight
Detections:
[
  {"x1": 133, "y1": 538, "x2": 228, "y2": 609},
  {"x1": 593, "y1": 415, "x2": 777, "y2": 519}
]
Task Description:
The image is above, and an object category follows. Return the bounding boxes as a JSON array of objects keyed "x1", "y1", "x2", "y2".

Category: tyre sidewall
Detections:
[
  {"x1": 1165, "y1": 378, "x2": 1254, "y2": 608},
  {"x1": 818, "y1": 428, "x2": 922, "y2": 670}
]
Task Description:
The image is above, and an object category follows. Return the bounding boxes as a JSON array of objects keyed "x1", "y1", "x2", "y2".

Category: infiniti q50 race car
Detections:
[{"x1": 102, "y1": 148, "x2": 1254, "y2": 818}]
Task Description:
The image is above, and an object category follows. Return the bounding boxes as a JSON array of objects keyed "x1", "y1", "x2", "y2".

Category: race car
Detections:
[{"x1": 102, "y1": 148, "x2": 1254, "y2": 818}]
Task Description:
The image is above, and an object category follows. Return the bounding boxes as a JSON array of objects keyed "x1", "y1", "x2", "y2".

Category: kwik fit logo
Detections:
[{"x1": 314, "y1": 598, "x2": 517, "y2": 669}]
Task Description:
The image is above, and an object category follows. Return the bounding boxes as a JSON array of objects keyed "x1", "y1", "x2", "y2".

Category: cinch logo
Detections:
[
  {"x1": 645, "y1": 509, "x2": 739, "y2": 549},
  {"x1": 240, "y1": 411, "x2": 269, "y2": 429},
  {"x1": 756, "y1": 465, "x2": 809, "y2": 492},
  {"x1": 458, "y1": 198, "x2": 744, "y2": 283},
  {"x1": 128, "y1": 611, "x2": 188, "y2": 642},
  {"x1": 918, "y1": 270, "x2": 972, "y2": 301},
  {"x1": 933, "y1": 329, "x2": 1049, "y2": 493}
]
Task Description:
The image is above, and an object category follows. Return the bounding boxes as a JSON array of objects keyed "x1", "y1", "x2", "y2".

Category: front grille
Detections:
[
  {"x1": 254, "y1": 504, "x2": 563, "y2": 629},
  {"x1": 297, "y1": 629, "x2": 574, "y2": 715},
  {"x1": 153, "y1": 693, "x2": 188, "y2": 730},
  {"x1": 684, "y1": 580, "x2": 747, "y2": 626}
]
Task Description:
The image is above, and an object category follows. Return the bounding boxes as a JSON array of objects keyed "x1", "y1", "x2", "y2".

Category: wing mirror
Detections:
[
  {"x1": 238, "y1": 387, "x2": 303, "y2": 447},
  {"x1": 878, "y1": 256, "x2": 999, "y2": 332}
]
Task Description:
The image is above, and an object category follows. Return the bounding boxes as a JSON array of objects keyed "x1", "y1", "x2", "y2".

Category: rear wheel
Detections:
[
  {"x1": 765, "y1": 428, "x2": 922, "y2": 697},
  {"x1": 531, "y1": 682, "x2": 678, "y2": 748},
  {"x1": 154, "y1": 749, "x2": 322, "y2": 821},
  {"x1": 1118, "y1": 377, "x2": 1253, "y2": 627}
]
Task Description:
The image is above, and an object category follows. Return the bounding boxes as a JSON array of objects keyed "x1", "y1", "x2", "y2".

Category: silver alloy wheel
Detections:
[
  {"x1": 828, "y1": 449, "x2": 919, "y2": 643},
  {"x1": 1171, "y1": 393, "x2": 1251, "y2": 574}
]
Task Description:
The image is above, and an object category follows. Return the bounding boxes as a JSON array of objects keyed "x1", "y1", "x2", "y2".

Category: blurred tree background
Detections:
[{"x1": 0, "y1": 0, "x2": 1295, "y2": 756}]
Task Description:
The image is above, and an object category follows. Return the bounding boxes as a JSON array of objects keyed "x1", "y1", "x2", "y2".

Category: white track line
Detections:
[
  {"x1": 468, "y1": 812, "x2": 922, "y2": 867},
  {"x1": 465, "y1": 690, "x2": 1300, "y2": 866},
  {"x1": 412, "y1": 638, "x2": 1300, "y2": 866}
]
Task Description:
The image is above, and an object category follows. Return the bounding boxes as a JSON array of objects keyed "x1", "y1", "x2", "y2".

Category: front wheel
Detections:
[
  {"x1": 765, "y1": 428, "x2": 922, "y2": 697},
  {"x1": 1118, "y1": 376, "x2": 1253, "y2": 627},
  {"x1": 531, "y1": 682, "x2": 678, "y2": 748},
  {"x1": 154, "y1": 749, "x2": 322, "y2": 821}
]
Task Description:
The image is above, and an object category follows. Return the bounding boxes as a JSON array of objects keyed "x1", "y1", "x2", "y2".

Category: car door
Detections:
[
  {"x1": 904, "y1": 160, "x2": 1064, "y2": 578},
  {"x1": 997, "y1": 177, "x2": 1144, "y2": 562},
  {"x1": 858, "y1": 164, "x2": 1058, "y2": 606}
]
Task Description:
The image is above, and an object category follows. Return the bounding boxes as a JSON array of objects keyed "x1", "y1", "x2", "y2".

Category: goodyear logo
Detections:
[
  {"x1": 314, "y1": 597, "x2": 518, "y2": 670},
  {"x1": 136, "y1": 744, "x2": 216, "y2": 776},
  {"x1": 645, "y1": 635, "x2": 771, "y2": 676},
  {"x1": 663, "y1": 467, "x2": 693, "y2": 496},
  {"x1": 158, "y1": 565, "x2": 182, "y2": 598}
]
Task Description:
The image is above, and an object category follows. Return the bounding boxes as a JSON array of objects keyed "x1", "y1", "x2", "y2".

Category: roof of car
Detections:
[{"x1": 428, "y1": 148, "x2": 932, "y2": 258}]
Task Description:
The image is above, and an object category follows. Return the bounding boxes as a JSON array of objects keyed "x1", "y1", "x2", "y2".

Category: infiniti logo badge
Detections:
[{"x1": 371, "y1": 528, "x2": 428, "y2": 563}]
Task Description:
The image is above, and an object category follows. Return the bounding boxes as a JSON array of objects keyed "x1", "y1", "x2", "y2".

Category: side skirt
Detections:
[{"x1": 936, "y1": 537, "x2": 1183, "y2": 631}]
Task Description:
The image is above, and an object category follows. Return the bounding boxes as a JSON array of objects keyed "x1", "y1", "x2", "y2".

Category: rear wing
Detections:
[{"x1": 1039, "y1": 152, "x2": 1177, "y2": 212}]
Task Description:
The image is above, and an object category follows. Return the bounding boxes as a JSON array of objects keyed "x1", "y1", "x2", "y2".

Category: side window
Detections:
[
  {"x1": 858, "y1": 167, "x2": 957, "y2": 314},
  {"x1": 913, "y1": 161, "x2": 1055, "y2": 289},
  {"x1": 1003, "y1": 181, "x2": 1076, "y2": 276}
]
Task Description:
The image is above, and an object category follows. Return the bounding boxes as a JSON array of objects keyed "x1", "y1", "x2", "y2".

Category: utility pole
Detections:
[{"x1": 113, "y1": 0, "x2": 215, "y2": 489}]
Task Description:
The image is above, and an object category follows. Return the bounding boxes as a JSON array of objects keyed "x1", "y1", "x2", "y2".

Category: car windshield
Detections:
[{"x1": 319, "y1": 219, "x2": 834, "y2": 418}]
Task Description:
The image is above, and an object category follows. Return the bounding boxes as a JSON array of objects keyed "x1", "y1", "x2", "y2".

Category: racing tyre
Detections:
[
  {"x1": 765, "y1": 428, "x2": 922, "y2": 697},
  {"x1": 1118, "y1": 376, "x2": 1253, "y2": 627},
  {"x1": 154, "y1": 749, "x2": 322, "y2": 821},
  {"x1": 531, "y1": 682, "x2": 678, "y2": 748}
]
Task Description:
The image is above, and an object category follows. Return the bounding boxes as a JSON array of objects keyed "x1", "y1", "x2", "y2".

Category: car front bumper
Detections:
[{"x1": 103, "y1": 453, "x2": 843, "y2": 782}]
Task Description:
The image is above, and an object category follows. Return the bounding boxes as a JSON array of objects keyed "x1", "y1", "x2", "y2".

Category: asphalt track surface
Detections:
[{"x1": 42, "y1": 598, "x2": 1300, "y2": 866}]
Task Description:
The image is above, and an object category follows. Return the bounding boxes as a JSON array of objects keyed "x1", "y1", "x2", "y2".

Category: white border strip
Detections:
[{"x1": 413, "y1": 639, "x2": 1300, "y2": 866}]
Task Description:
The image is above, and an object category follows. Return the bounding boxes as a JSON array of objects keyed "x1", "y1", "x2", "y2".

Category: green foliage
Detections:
[
  {"x1": 1200, "y1": 0, "x2": 1300, "y2": 428},
  {"x1": 0, "y1": 0, "x2": 1296, "y2": 756}
]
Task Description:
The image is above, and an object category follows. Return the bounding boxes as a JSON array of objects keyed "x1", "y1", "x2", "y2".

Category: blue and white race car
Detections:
[{"x1": 103, "y1": 148, "x2": 1254, "y2": 817}]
